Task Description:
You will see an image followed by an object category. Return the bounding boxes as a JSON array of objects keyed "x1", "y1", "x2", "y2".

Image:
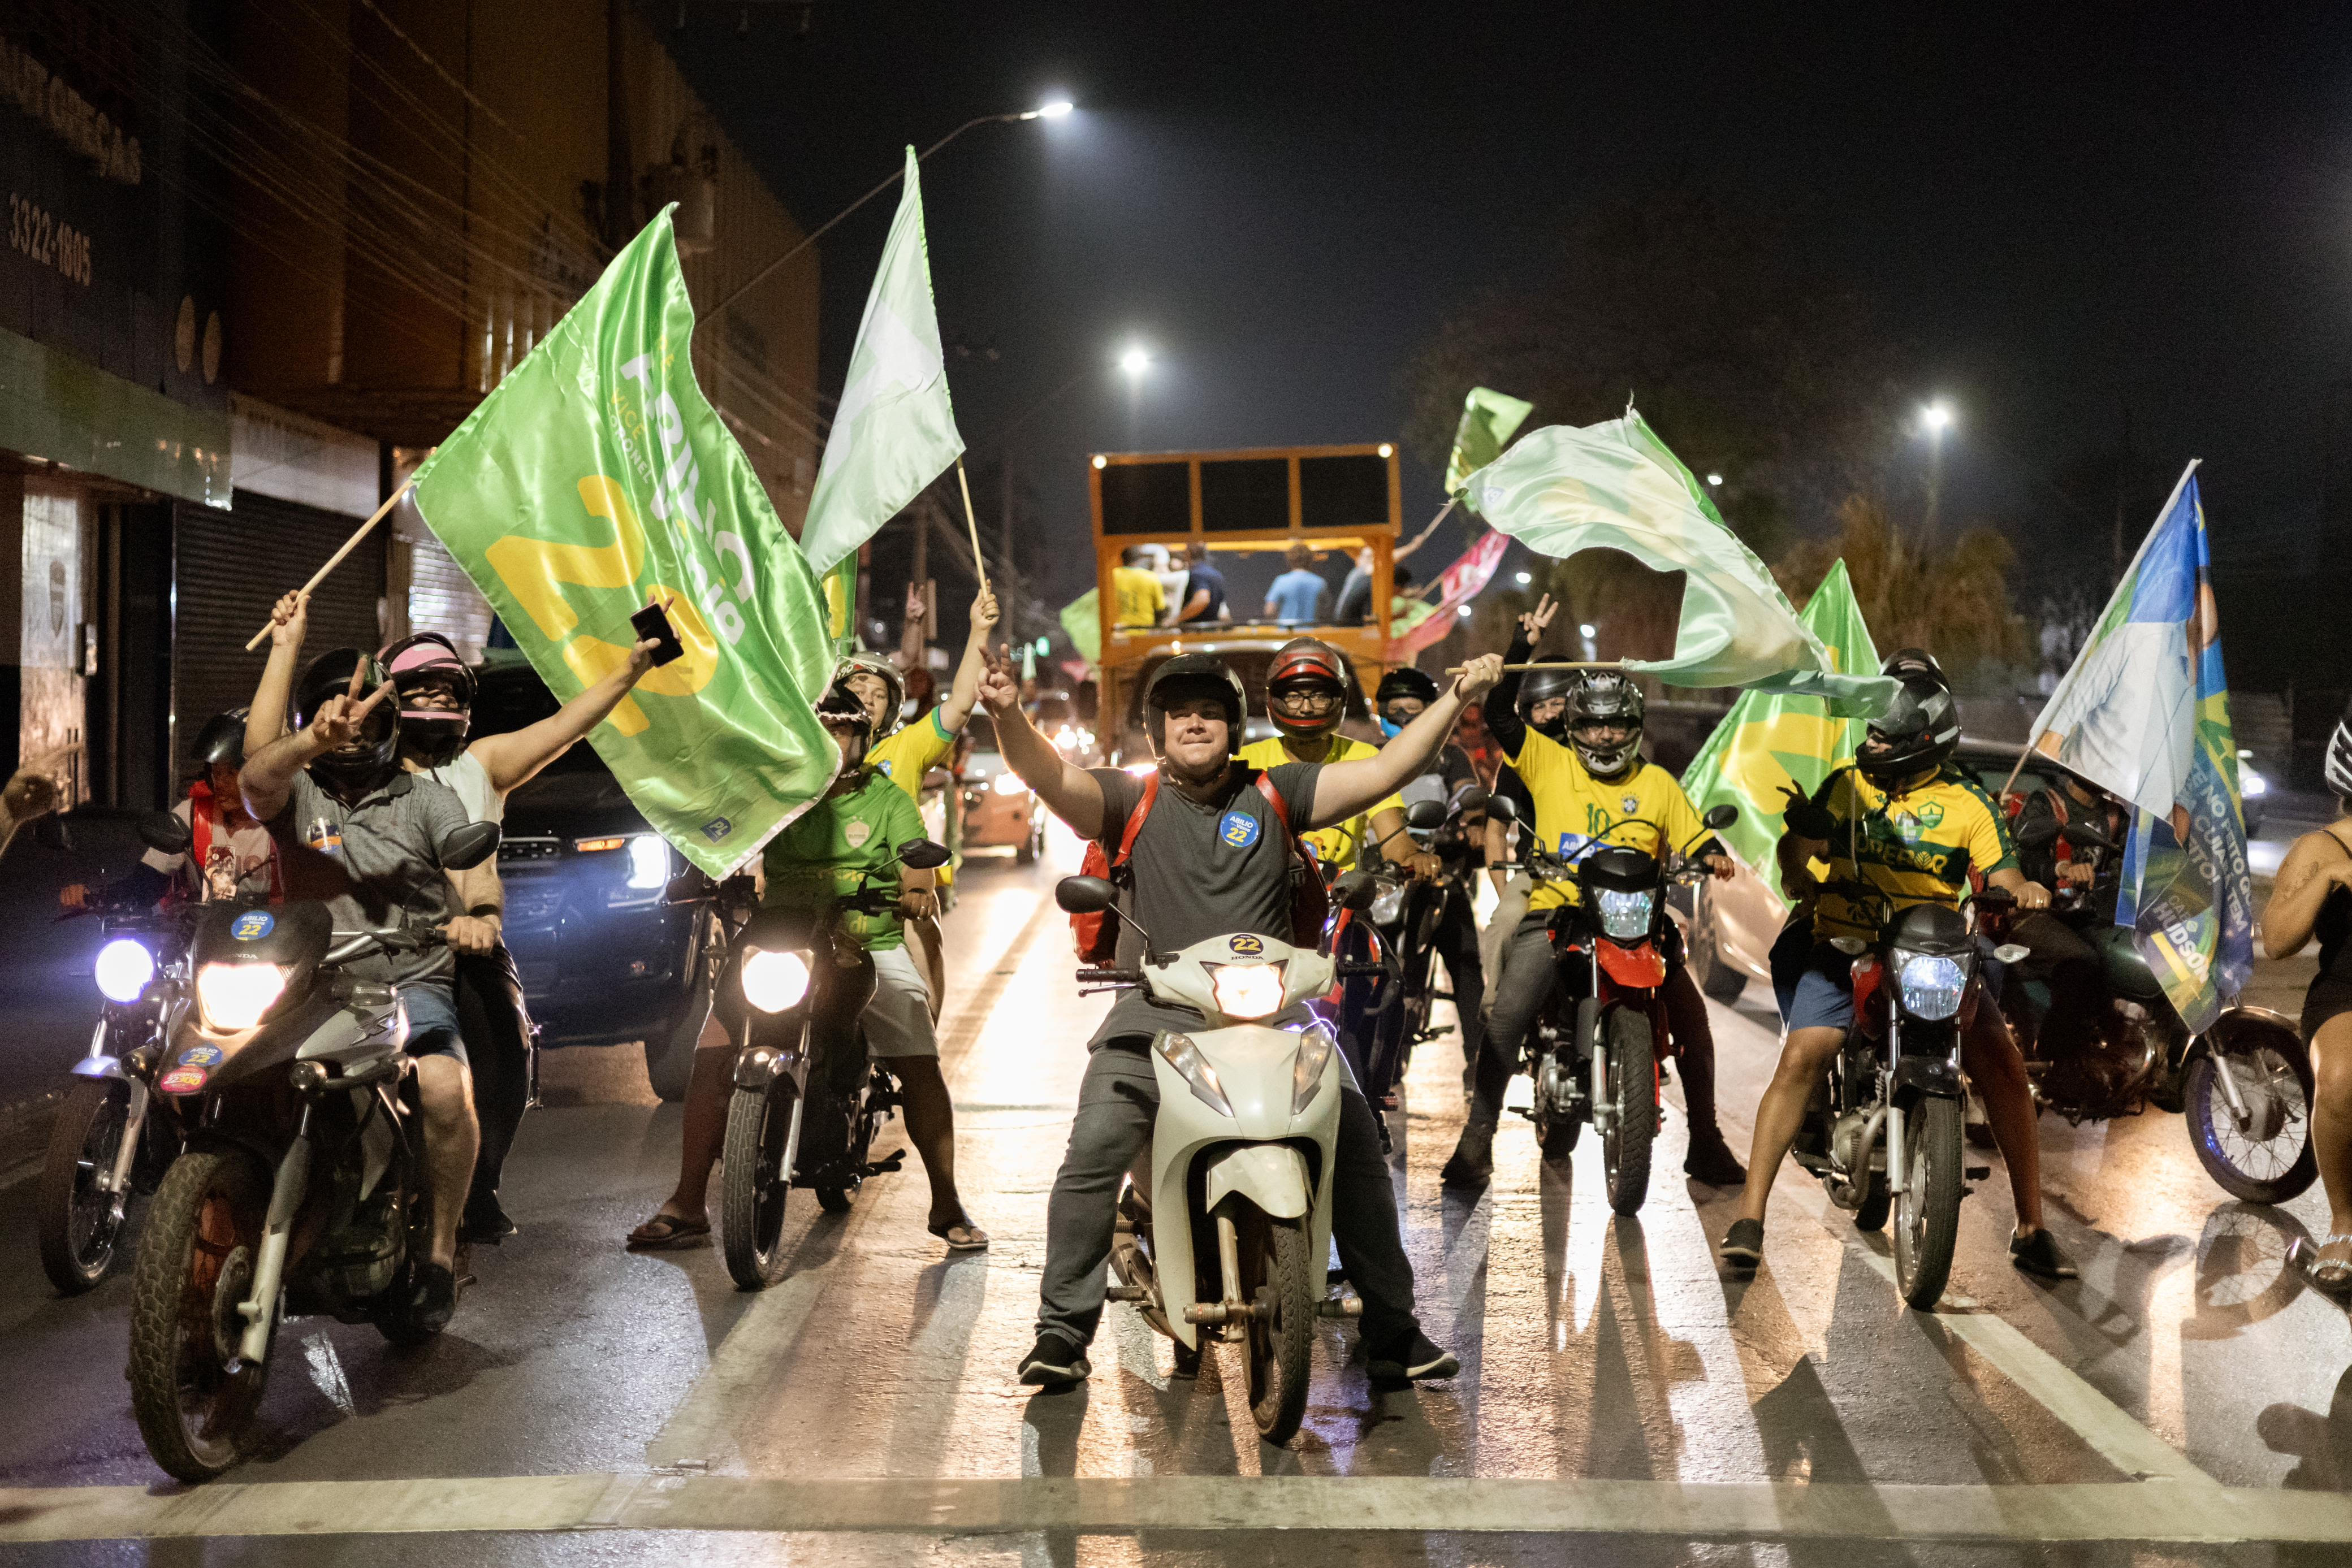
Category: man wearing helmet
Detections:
[
  {"x1": 238, "y1": 648, "x2": 481, "y2": 1331},
  {"x1": 628, "y1": 672, "x2": 985, "y2": 1252},
  {"x1": 1240, "y1": 640, "x2": 1424, "y2": 875},
  {"x1": 978, "y1": 640, "x2": 1504, "y2": 1388},
  {"x1": 62, "y1": 710, "x2": 280, "y2": 913},
  {"x1": 1718, "y1": 649, "x2": 2077, "y2": 1280},
  {"x1": 1442, "y1": 596, "x2": 1748, "y2": 1190},
  {"x1": 1478, "y1": 667, "x2": 1575, "y2": 1017}
]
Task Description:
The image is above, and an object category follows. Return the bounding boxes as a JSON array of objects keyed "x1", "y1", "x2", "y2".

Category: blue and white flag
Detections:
[{"x1": 2027, "y1": 463, "x2": 2252, "y2": 1032}]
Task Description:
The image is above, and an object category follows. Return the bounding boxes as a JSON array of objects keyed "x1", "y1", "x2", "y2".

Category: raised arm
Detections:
[
  {"x1": 976, "y1": 646, "x2": 1106, "y2": 839},
  {"x1": 1308, "y1": 656, "x2": 1501, "y2": 830},
  {"x1": 1482, "y1": 594, "x2": 1558, "y2": 763},
  {"x1": 466, "y1": 625, "x2": 659, "y2": 795},
  {"x1": 245, "y1": 590, "x2": 311, "y2": 756},
  {"x1": 933, "y1": 584, "x2": 1000, "y2": 735},
  {"x1": 243, "y1": 664, "x2": 394, "y2": 821},
  {"x1": 2263, "y1": 830, "x2": 2352, "y2": 959}
]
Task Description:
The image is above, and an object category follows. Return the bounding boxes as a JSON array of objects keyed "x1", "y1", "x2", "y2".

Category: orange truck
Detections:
[{"x1": 1089, "y1": 442, "x2": 1403, "y2": 763}]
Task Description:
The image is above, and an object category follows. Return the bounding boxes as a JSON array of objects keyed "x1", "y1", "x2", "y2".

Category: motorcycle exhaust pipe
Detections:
[{"x1": 237, "y1": 1109, "x2": 314, "y2": 1365}]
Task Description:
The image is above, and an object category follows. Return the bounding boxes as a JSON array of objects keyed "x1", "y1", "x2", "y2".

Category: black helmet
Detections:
[
  {"x1": 1858, "y1": 674, "x2": 1960, "y2": 787},
  {"x1": 293, "y1": 648, "x2": 399, "y2": 792},
  {"x1": 381, "y1": 631, "x2": 475, "y2": 767},
  {"x1": 1881, "y1": 647, "x2": 1945, "y2": 685},
  {"x1": 191, "y1": 709, "x2": 248, "y2": 771},
  {"x1": 1564, "y1": 670, "x2": 1646, "y2": 779},
  {"x1": 1144, "y1": 653, "x2": 1247, "y2": 759},
  {"x1": 1266, "y1": 638, "x2": 1350, "y2": 742},
  {"x1": 1518, "y1": 667, "x2": 1577, "y2": 739},
  {"x1": 1374, "y1": 666, "x2": 1439, "y2": 709}
]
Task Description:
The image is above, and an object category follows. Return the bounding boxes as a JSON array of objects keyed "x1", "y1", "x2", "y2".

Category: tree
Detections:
[{"x1": 1776, "y1": 496, "x2": 2026, "y2": 692}]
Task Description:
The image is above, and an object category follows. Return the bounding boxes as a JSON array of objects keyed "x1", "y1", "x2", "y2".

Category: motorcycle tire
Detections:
[
  {"x1": 1893, "y1": 1095, "x2": 1964, "y2": 1310},
  {"x1": 1243, "y1": 1212, "x2": 1317, "y2": 1446},
  {"x1": 376, "y1": 1176, "x2": 449, "y2": 1348},
  {"x1": 38, "y1": 1076, "x2": 132, "y2": 1295},
  {"x1": 721, "y1": 1081, "x2": 801, "y2": 1289},
  {"x1": 2184, "y1": 1046, "x2": 2319, "y2": 1205},
  {"x1": 1600, "y1": 1006, "x2": 1656, "y2": 1216},
  {"x1": 127, "y1": 1149, "x2": 273, "y2": 1483}
]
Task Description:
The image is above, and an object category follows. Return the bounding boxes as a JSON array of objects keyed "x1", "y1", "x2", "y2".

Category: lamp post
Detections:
[{"x1": 1920, "y1": 399, "x2": 1955, "y2": 534}]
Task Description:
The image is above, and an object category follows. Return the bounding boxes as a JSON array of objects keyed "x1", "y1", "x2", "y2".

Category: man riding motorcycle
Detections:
[
  {"x1": 981, "y1": 644, "x2": 1504, "y2": 1388},
  {"x1": 1479, "y1": 669, "x2": 1573, "y2": 1021},
  {"x1": 238, "y1": 649, "x2": 478, "y2": 1330},
  {"x1": 1369, "y1": 665, "x2": 1490, "y2": 1078},
  {"x1": 62, "y1": 711, "x2": 280, "y2": 912},
  {"x1": 628, "y1": 675, "x2": 985, "y2": 1252},
  {"x1": 2005, "y1": 765, "x2": 2130, "y2": 1063},
  {"x1": 1239, "y1": 639, "x2": 1424, "y2": 878},
  {"x1": 1719, "y1": 652, "x2": 2077, "y2": 1280},
  {"x1": 1444, "y1": 596, "x2": 1748, "y2": 1189}
]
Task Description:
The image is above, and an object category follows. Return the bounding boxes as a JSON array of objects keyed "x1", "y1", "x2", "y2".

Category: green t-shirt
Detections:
[{"x1": 760, "y1": 770, "x2": 923, "y2": 950}]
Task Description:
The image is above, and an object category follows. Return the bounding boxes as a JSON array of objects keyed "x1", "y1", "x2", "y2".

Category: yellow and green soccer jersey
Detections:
[
  {"x1": 868, "y1": 707, "x2": 959, "y2": 886},
  {"x1": 1236, "y1": 734, "x2": 1401, "y2": 871},
  {"x1": 1806, "y1": 761, "x2": 2017, "y2": 942},
  {"x1": 1508, "y1": 729, "x2": 1707, "y2": 912}
]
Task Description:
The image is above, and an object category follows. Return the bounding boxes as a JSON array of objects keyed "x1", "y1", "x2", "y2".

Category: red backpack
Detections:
[{"x1": 1070, "y1": 769, "x2": 1330, "y2": 962}]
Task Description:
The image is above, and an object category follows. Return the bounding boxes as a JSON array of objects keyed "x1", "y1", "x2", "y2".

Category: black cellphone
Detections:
[{"x1": 630, "y1": 602, "x2": 686, "y2": 667}]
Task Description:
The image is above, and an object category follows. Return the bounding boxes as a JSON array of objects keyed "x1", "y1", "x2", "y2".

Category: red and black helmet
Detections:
[{"x1": 1266, "y1": 637, "x2": 1350, "y2": 741}]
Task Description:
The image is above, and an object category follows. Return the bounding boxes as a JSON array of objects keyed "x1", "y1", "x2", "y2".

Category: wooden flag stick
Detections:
[
  {"x1": 1443, "y1": 660, "x2": 1626, "y2": 674},
  {"x1": 243, "y1": 483, "x2": 412, "y2": 651},
  {"x1": 954, "y1": 460, "x2": 989, "y2": 595},
  {"x1": 1997, "y1": 742, "x2": 2035, "y2": 803}
]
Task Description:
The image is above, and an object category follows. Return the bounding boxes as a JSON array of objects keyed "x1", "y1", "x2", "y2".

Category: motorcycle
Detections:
[
  {"x1": 1504, "y1": 800, "x2": 1738, "y2": 1216},
  {"x1": 1983, "y1": 812, "x2": 2315, "y2": 1203},
  {"x1": 1347, "y1": 795, "x2": 1473, "y2": 1145},
  {"x1": 1054, "y1": 869, "x2": 1383, "y2": 1446},
  {"x1": 717, "y1": 838, "x2": 950, "y2": 1289},
  {"x1": 123, "y1": 813, "x2": 503, "y2": 1481}
]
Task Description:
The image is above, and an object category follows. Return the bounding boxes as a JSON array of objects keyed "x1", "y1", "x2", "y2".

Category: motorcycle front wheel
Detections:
[
  {"x1": 1600, "y1": 1006, "x2": 1656, "y2": 1216},
  {"x1": 721, "y1": 1080, "x2": 801, "y2": 1289},
  {"x1": 2184, "y1": 1045, "x2": 2318, "y2": 1205},
  {"x1": 1240, "y1": 1211, "x2": 1316, "y2": 1445},
  {"x1": 1893, "y1": 1095, "x2": 1963, "y2": 1309},
  {"x1": 38, "y1": 1076, "x2": 132, "y2": 1294},
  {"x1": 127, "y1": 1149, "x2": 272, "y2": 1482}
]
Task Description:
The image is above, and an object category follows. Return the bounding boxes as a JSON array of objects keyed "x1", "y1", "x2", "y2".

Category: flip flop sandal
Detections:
[
  {"x1": 626, "y1": 1213, "x2": 711, "y2": 1250},
  {"x1": 2290, "y1": 1235, "x2": 2352, "y2": 1306},
  {"x1": 929, "y1": 1218, "x2": 991, "y2": 1251}
]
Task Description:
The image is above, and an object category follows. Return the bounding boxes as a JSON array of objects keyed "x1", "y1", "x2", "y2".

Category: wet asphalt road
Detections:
[{"x1": 2, "y1": 824, "x2": 2351, "y2": 1566}]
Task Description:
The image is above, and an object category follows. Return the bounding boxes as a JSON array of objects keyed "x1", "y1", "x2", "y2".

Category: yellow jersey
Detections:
[
  {"x1": 1806, "y1": 762, "x2": 2017, "y2": 942},
  {"x1": 1508, "y1": 729, "x2": 1708, "y2": 912},
  {"x1": 1236, "y1": 734, "x2": 1402, "y2": 871},
  {"x1": 868, "y1": 708, "x2": 959, "y2": 886},
  {"x1": 1112, "y1": 566, "x2": 1166, "y2": 628}
]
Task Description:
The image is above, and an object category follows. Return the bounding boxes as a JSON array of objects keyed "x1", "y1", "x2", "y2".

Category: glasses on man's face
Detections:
[{"x1": 1272, "y1": 687, "x2": 1341, "y2": 715}]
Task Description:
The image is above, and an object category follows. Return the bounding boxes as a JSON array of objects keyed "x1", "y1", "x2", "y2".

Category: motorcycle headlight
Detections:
[
  {"x1": 1594, "y1": 887, "x2": 1655, "y2": 941},
  {"x1": 196, "y1": 962, "x2": 289, "y2": 1032},
  {"x1": 95, "y1": 937, "x2": 157, "y2": 1004},
  {"x1": 1154, "y1": 1031, "x2": 1234, "y2": 1116},
  {"x1": 1209, "y1": 961, "x2": 1286, "y2": 1020},
  {"x1": 1893, "y1": 950, "x2": 1969, "y2": 1021},
  {"x1": 1291, "y1": 1020, "x2": 1337, "y2": 1115},
  {"x1": 740, "y1": 947, "x2": 812, "y2": 1014},
  {"x1": 1369, "y1": 882, "x2": 1407, "y2": 926}
]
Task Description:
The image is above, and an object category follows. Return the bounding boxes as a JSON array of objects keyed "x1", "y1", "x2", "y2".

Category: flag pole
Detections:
[
  {"x1": 244, "y1": 484, "x2": 412, "y2": 651},
  {"x1": 1445, "y1": 660, "x2": 1626, "y2": 674},
  {"x1": 954, "y1": 460, "x2": 989, "y2": 594}
]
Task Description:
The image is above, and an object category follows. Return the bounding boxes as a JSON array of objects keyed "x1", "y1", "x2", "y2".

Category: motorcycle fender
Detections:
[
  {"x1": 734, "y1": 1014, "x2": 807, "y2": 1089},
  {"x1": 1891, "y1": 1051, "x2": 1962, "y2": 1103},
  {"x1": 71, "y1": 1054, "x2": 129, "y2": 1082},
  {"x1": 1201, "y1": 1143, "x2": 1312, "y2": 1220},
  {"x1": 1598, "y1": 940, "x2": 1667, "y2": 990}
]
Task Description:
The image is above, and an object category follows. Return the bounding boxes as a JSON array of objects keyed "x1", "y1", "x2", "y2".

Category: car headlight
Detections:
[
  {"x1": 740, "y1": 947, "x2": 812, "y2": 1013},
  {"x1": 992, "y1": 770, "x2": 1026, "y2": 796},
  {"x1": 1893, "y1": 950, "x2": 1969, "y2": 1021},
  {"x1": 1154, "y1": 1032, "x2": 1234, "y2": 1115},
  {"x1": 1291, "y1": 1020, "x2": 1337, "y2": 1115},
  {"x1": 1209, "y1": 961, "x2": 1286, "y2": 1020},
  {"x1": 2240, "y1": 764, "x2": 2267, "y2": 799},
  {"x1": 95, "y1": 937, "x2": 156, "y2": 1004},
  {"x1": 1594, "y1": 887, "x2": 1655, "y2": 941},
  {"x1": 196, "y1": 962, "x2": 288, "y2": 1032},
  {"x1": 627, "y1": 834, "x2": 669, "y2": 889},
  {"x1": 1369, "y1": 882, "x2": 1407, "y2": 926}
]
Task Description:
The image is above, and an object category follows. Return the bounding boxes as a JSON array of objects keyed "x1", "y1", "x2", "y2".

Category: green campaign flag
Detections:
[
  {"x1": 404, "y1": 208, "x2": 839, "y2": 878},
  {"x1": 1462, "y1": 409, "x2": 1897, "y2": 714},
  {"x1": 1679, "y1": 560, "x2": 1882, "y2": 876},
  {"x1": 1059, "y1": 588, "x2": 1101, "y2": 670},
  {"x1": 798, "y1": 147, "x2": 965, "y2": 575},
  {"x1": 820, "y1": 553, "x2": 858, "y2": 656},
  {"x1": 1446, "y1": 385, "x2": 1533, "y2": 503}
]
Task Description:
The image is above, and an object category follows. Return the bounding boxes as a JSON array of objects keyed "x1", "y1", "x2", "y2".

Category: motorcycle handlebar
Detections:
[{"x1": 1076, "y1": 967, "x2": 1141, "y2": 986}]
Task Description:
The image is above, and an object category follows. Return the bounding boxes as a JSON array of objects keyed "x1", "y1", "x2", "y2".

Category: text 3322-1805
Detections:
[{"x1": 9, "y1": 193, "x2": 92, "y2": 286}]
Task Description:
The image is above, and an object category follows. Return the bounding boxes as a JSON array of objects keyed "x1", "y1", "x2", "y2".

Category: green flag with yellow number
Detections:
[{"x1": 401, "y1": 208, "x2": 839, "y2": 878}]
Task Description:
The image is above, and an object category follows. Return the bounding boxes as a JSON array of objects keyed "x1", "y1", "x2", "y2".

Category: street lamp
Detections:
[
  {"x1": 1022, "y1": 99, "x2": 1075, "y2": 120},
  {"x1": 1705, "y1": 473, "x2": 1723, "y2": 488},
  {"x1": 1119, "y1": 345, "x2": 1151, "y2": 379},
  {"x1": 1919, "y1": 399, "x2": 1955, "y2": 532},
  {"x1": 1579, "y1": 621, "x2": 1598, "y2": 660},
  {"x1": 1514, "y1": 570, "x2": 1532, "y2": 586}
]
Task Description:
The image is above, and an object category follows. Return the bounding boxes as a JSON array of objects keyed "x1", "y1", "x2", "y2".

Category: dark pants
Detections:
[
  {"x1": 2013, "y1": 911, "x2": 2104, "y2": 1056},
  {"x1": 1036, "y1": 1039, "x2": 1424, "y2": 1357},
  {"x1": 1428, "y1": 882, "x2": 1488, "y2": 1068},
  {"x1": 456, "y1": 946, "x2": 534, "y2": 1222}
]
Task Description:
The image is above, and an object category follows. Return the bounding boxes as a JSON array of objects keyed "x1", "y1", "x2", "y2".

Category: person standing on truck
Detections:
[
  {"x1": 1264, "y1": 543, "x2": 1329, "y2": 626},
  {"x1": 1112, "y1": 544, "x2": 1167, "y2": 629},
  {"x1": 1176, "y1": 541, "x2": 1229, "y2": 624}
]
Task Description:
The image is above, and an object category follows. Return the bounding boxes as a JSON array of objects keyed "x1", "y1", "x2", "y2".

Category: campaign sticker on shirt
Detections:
[
  {"x1": 158, "y1": 1065, "x2": 209, "y2": 1095},
  {"x1": 844, "y1": 819, "x2": 874, "y2": 849},
  {"x1": 1892, "y1": 811, "x2": 1922, "y2": 844},
  {"x1": 230, "y1": 911, "x2": 274, "y2": 941},
  {"x1": 1229, "y1": 934, "x2": 1265, "y2": 956},
  {"x1": 702, "y1": 817, "x2": 733, "y2": 843},
  {"x1": 1218, "y1": 811, "x2": 1261, "y2": 850},
  {"x1": 178, "y1": 1045, "x2": 224, "y2": 1068}
]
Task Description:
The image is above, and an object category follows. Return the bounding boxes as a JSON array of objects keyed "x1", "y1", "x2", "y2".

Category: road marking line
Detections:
[{"x1": 2, "y1": 1473, "x2": 2348, "y2": 1544}]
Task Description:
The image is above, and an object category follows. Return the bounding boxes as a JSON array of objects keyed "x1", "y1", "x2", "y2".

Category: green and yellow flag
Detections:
[
  {"x1": 1058, "y1": 588, "x2": 1101, "y2": 670},
  {"x1": 1446, "y1": 385, "x2": 1534, "y2": 503},
  {"x1": 402, "y1": 209, "x2": 839, "y2": 878},
  {"x1": 1677, "y1": 559, "x2": 1880, "y2": 875}
]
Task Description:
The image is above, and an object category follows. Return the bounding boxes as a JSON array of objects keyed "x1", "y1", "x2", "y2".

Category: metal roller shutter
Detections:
[
  {"x1": 172, "y1": 490, "x2": 387, "y2": 759},
  {"x1": 396, "y1": 506, "x2": 495, "y2": 661}
]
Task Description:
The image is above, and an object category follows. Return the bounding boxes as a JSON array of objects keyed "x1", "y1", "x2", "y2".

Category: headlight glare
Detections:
[
  {"x1": 196, "y1": 963, "x2": 289, "y2": 1032},
  {"x1": 1894, "y1": 950, "x2": 1969, "y2": 1021},
  {"x1": 626, "y1": 835, "x2": 669, "y2": 889},
  {"x1": 1291, "y1": 1021, "x2": 1337, "y2": 1115},
  {"x1": 1209, "y1": 961, "x2": 1286, "y2": 1020},
  {"x1": 95, "y1": 937, "x2": 156, "y2": 1004},
  {"x1": 1154, "y1": 1032, "x2": 1234, "y2": 1115},
  {"x1": 991, "y1": 770, "x2": 1026, "y2": 796},
  {"x1": 1594, "y1": 887, "x2": 1655, "y2": 941},
  {"x1": 1369, "y1": 882, "x2": 1407, "y2": 925},
  {"x1": 740, "y1": 947, "x2": 812, "y2": 1013}
]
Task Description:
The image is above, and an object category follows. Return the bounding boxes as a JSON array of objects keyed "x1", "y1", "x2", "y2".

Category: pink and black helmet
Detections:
[{"x1": 379, "y1": 631, "x2": 475, "y2": 766}]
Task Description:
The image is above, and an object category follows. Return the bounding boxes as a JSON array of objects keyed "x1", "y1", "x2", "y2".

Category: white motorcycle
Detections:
[{"x1": 1054, "y1": 872, "x2": 1382, "y2": 1446}]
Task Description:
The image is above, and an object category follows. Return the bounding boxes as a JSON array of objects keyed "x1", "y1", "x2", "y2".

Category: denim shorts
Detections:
[
  {"x1": 397, "y1": 980, "x2": 468, "y2": 1066},
  {"x1": 1782, "y1": 945, "x2": 1858, "y2": 1034}
]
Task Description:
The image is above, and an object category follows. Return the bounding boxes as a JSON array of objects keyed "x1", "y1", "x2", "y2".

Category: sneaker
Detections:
[
  {"x1": 1368, "y1": 1332, "x2": 1460, "y2": 1383},
  {"x1": 1718, "y1": 1218, "x2": 1765, "y2": 1269},
  {"x1": 1683, "y1": 1129, "x2": 1748, "y2": 1188},
  {"x1": 2009, "y1": 1228, "x2": 2079, "y2": 1280},
  {"x1": 1018, "y1": 1333, "x2": 1091, "y2": 1387},
  {"x1": 409, "y1": 1262, "x2": 459, "y2": 1334},
  {"x1": 461, "y1": 1198, "x2": 519, "y2": 1246},
  {"x1": 1440, "y1": 1125, "x2": 1495, "y2": 1190}
]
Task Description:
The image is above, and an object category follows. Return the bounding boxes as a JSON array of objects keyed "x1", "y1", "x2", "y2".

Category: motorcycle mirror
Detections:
[
  {"x1": 1455, "y1": 786, "x2": 1490, "y2": 813},
  {"x1": 896, "y1": 838, "x2": 952, "y2": 870},
  {"x1": 1404, "y1": 799, "x2": 1448, "y2": 831},
  {"x1": 1054, "y1": 875, "x2": 1118, "y2": 915},
  {"x1": 440, "y1": 820, "x2": 503, "y2": 871},
  {"x1": 1702, "y1": 803, "x2": 1739, "y2": 831},
  {"x1": 1332, "y1": 870, "x2": 1379, "y2": 911},
  {"x1": 1485, "y1": 794, "x2": 1518, "y2": 826},
  {"x1": 136, "y1": 810, "x2": 194, "y2": 857},
  {"x1": 1993, "y1": 943, "x2": 2031, "y2": 964}
]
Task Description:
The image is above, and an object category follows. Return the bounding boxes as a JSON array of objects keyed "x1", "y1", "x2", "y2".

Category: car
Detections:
[
  {"x1": 468, "y1": 653, "x2": 721, "y2": 1101},
  {"x1": 956, "y1": 714, "x2": 1048, "y2": 865}
]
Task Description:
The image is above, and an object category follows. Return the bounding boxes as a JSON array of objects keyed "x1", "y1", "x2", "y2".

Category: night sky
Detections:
[{"x1": 663, "y1": 2, "x2": 2352, "y2": 687}]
